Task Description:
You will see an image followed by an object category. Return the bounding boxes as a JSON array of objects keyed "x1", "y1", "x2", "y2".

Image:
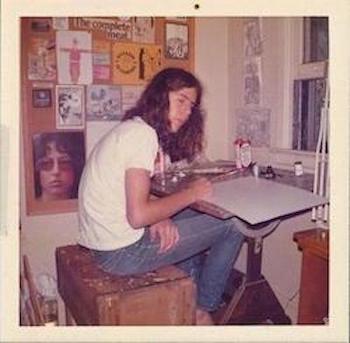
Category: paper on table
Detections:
[{"x1": 206, "y1": 176, "x2": 328, "y2": 225}]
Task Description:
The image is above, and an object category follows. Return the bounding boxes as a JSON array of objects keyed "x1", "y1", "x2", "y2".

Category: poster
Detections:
[
  {"x1": 236, "y1": 107, "x2": 271, "y2": 147},
  {"x1": 56, "y1": 30, "x2": 93, "y2": 84},
  {"x1": 112, "y1": 42, "x2": 139, "y2": 84},
  {"x1": 72, "y1": 17, "x2": 133, "y2": 41},
  {"x1": 86, "y1": 84, "x2": 122, "y2": 120},
  {"x1": 56, "y1": 85, "x2": 85, "y2": 129},
  {"x1": 32, "y1": 131, "x2": 85, "y2": 201},
  {"x1": 92, "y1": 40, "x2": 111, "y2": 81},
  {"x1": 121, "y1": 85, "x2": 144, "y2": 113},
  {"x1": 138, "y1": 45, "x2": 162, "y2": 82},
  {"x1": 27, "y1": 37, "x2": 56, "y2": 80},
  {"x1": 165, "y1": 23, "x2": 189, "y2": 59},
  {"x1": 132, "y1": 17, "x2": 155, "y2": 43}
]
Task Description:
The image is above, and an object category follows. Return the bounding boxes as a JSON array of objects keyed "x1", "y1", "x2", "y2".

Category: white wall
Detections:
[{"x1": 20, "y1": 17, "x2": 315, "y2": 324}]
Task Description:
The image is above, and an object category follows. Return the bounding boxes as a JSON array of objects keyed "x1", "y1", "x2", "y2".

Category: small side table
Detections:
[{"x1": 293, "y1": 228, "x2": 329, "y2": 324}]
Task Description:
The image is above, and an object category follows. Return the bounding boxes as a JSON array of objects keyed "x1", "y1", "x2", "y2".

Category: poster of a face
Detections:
[
  {"x1": 56, "y1": 85, "x2": 85, "y2": 129},
  {"x1": 86, "y1": 85, "x2": 122, "y2": 120},
  {"x1": 32, "y1": 132, "x2": 85, "y2": 201}
]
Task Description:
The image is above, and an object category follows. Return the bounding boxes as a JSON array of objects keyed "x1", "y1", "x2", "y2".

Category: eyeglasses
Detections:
[{"x1": 36, "y1": 157, "x2": 73, "y2": 171}]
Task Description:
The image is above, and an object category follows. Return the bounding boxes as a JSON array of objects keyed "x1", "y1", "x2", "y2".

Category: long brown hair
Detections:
[{"x1": 123, "y1": 68, "x2": 205, "y2": 162}]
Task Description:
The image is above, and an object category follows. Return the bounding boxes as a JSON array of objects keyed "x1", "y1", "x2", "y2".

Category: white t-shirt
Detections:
[{"x1": 78, "y1": 117, "x2": 159, "y2": 250}]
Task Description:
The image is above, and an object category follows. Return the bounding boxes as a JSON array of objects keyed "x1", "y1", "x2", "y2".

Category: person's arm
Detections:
[{"x1": 125, "y1": 168, "x2": 212, "y2": 228}]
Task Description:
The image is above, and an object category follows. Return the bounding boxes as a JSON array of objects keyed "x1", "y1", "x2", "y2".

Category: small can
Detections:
[
  {"x1": 252, "y1": 164, "x2": 259, "y2": 177},
  {"x1": 294, "y1": 161, "x2": 303, "y2": 176}
]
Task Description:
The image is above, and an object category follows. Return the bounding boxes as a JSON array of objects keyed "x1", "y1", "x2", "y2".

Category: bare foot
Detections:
[{"x1": 196, "y1": 308, "x2": 214, "y2": 325}]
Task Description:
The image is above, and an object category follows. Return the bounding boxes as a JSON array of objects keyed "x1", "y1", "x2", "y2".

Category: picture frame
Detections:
[
  {"x1": 165, "y1": 22, "x2": 189, "y2": 60},
  {"x1": 32, "y1": 89, "x2": 52, "y2": 108},
  {"x1": 56, "y1": 85, "x2": 85, "y2": 129}
]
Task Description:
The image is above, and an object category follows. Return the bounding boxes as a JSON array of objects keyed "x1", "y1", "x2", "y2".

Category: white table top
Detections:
[{"x1": 207, "y1": 176, "x2": 328, "y2": 225}]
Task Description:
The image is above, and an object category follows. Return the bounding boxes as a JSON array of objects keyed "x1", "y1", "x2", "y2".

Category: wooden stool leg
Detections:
[{"x1": 65, "y1": 306, "x2": 76, "y2": 325}]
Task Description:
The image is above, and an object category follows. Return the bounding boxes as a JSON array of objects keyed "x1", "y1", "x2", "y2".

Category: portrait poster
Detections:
[
  {"x1": 32, "y1": 131, "x2": 85, "y2": 201},
  {"x1": 165, "y1": 22, "x2": 189, "y2": 59},
  {"x1": 92, "y1": 40, "x2": 111, "y2": 81},
  {"x1": 121, "y1": 85, "x2": 144, "y2": 113},
  {"x1": 56, "y1": 30, "x2": 93, "y2": 84},
  {"x1": 27, "y1": 37, "x2": 56, "y2": 81},
  {"x1": 132, "y1": 17, "x2": 155, "y2": 43},
  {"x1": 32, "y1": 88, "x2": 52, "y2": 108},
  {"x1": 138, "y1": 44, "x2": 162, "y2": 82},
  {"x1": 112, "y1": 42, "x2": 139, "y2": 84},
  {"x1": 86, "y1": 84, "x2": 122, "y2": 121},
  {"x1": 56, "y1": 85, "x2": 85, "y2": 129}
]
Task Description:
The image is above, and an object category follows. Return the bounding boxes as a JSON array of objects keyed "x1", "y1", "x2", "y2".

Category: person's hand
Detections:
[
  {"x1": 149, "y1": 219, "x2": 180, "y2": 253},
  {"x1": 187, "y1": 177, "x2": 213, "y2": 202}
]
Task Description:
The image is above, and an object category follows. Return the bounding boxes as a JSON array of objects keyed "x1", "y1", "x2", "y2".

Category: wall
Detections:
[{"x1": 20, "y1": 17, "x2": 315, "y2": 324}]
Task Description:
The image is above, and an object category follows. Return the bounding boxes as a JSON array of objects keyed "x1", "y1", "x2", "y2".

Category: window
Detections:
[{"x1": 292, "y1": 17, "x2": 328, "y2": 152}]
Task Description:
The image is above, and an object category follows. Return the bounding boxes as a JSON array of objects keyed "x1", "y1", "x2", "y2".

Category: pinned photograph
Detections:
[
  {"x1": 165, "y1": 23, "x2": 189, "y2": 59},
  {"x1": 32, "y1": 89, "x2": 52, "y2": 108},
  {"x1": 86, "y1": 85, "x2": 122, "y2": 121},
  {"x1": 56, "y1": 30, "x2": 93, "y2": 84},
  {"x1": 56, "y1": 85, "x2": 85, "y2": 129},
  {"x1": 32, "y1": 132, "x2": 85, "y2": 201}
]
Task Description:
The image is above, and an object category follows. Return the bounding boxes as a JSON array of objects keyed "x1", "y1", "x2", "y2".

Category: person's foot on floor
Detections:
[{"x1": 196, "y1": 308, "x2": 214, "y2": 325}]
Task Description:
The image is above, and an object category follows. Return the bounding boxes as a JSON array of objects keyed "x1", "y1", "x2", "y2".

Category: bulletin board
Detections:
[{"x1": 21, "y1": 17, "x2": 195, "y2": 215}]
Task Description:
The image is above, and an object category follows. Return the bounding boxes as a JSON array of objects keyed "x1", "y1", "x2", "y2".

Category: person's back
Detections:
[{"x1": 78, "y1": 117, "x2": 157, "y2": 251}]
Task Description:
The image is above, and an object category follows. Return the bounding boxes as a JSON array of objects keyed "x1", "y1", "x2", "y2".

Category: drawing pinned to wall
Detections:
[
  {"x1": 52, "y1": 17, "x2": 69, "y2": 30},
  {"x1": 86, "y1": 85, "x2": 122, "y2": 121},
  {"x1": 56, "y1": 85, "x2": 85, "y2": 129},
  {"x1": 28, "y1": 37, "x2": 56, "y2": 81},
  {"x1": 132, "y1": 17, "x2": 155, "y2": 43},
  {"x1": 165, "y1": 23, "x2": 189, "y2": 59},
  {"x1": 32, "y1": 89, "x2": 52, "y2": 108},
  {"x1": 244, "y1": 58, "x2": 262, "y2": 105},
  {"x1": 244, "y1": 17, "x2": 263, "y2": 57},
  {"x1": 236, "y1": 108, "x2": 270, "y2": 147},
  {"x1": 93, "y1": 40, "x2": 111, "y2": 81},
  {"x1": 138, "y1": 45, "x2": 162, "y2": 82},
  {"x1": 243, "y1": 18, "x2": 263, "y2": 106},
  {"x1": 32, "y1": 131, "x2": 85, "y2": 201},
  {"x1": 122, "y1": 85, "x2": 144, "y2": 113},
  {"x1": 56, "y1": 30, "x2": 92, "y2": 84},
  {"x1": 112, "y1": 42, "x2": 139, "y2": 84}
]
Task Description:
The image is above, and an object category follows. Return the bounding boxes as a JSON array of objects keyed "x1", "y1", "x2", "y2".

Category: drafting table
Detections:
[{"x1": 151, "y1": 169, "x2": 328, "y2": 324}]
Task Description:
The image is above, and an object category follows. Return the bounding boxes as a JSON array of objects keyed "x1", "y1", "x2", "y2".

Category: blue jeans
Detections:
[{"x1": 92, "y1": 209, "x2": 244, "y2": 312}]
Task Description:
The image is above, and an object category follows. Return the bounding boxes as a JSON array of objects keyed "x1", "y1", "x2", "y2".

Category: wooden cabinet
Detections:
[{"x1": 293, "y1": 228, "x2": 329, "y2": 324}]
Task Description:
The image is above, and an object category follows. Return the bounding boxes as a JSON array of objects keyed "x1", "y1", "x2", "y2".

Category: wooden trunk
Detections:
[{"x1": 56, "y1": 245, "x2": 196, "y2": 325}]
